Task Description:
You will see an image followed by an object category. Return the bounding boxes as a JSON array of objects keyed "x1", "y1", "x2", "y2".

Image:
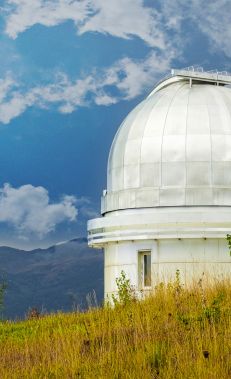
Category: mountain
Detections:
[{"x1": 0, "y1": 238, "x2": 104, "y2": 319}]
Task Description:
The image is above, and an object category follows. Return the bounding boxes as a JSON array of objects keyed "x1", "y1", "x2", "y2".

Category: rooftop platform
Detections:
[{"x1": 149, "y1": 66, "x2": 231, "y2": 96}]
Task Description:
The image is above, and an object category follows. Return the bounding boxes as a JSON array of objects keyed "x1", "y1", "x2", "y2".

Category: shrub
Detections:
[
  {"x1": 111, "y1": 270, "x2": 136, "y2": 306},
  {"x1": 0, "y1": 275, "x2": 7, "y2": 315}
]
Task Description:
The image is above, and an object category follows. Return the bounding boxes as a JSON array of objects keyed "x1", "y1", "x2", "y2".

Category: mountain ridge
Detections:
[{"x1": 0, "y1": 238, "x2": 103, "y2": 319}]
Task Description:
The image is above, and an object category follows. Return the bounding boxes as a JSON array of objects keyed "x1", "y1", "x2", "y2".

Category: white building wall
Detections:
[
  {"x1": 104, "y1": 238, "x2": 231, "y2": 299},
  {"x1": 104, "y1": 240, "x2": 156, "y2": 295}
]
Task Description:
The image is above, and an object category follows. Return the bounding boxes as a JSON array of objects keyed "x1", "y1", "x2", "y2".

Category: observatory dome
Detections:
[
  {"x1": 103, "y1": 80, "x2": 231, "y2": 213},
  {"x1": 89, "y1": 69, "x2": 231, "y2": 297}
]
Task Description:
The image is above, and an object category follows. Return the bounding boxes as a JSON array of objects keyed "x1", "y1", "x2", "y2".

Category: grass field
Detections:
[{"x1": 0, "y1": 277, "x2": 230, "y2": 378}]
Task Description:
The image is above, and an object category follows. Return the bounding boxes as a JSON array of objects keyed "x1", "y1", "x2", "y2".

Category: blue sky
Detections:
[{"x1": 0, "y1": 0, "x2": 230, "y2": 249}]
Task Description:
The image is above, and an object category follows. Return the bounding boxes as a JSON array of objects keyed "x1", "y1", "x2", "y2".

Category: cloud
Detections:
[
  {"x1": 74, "y1": 196, "x2": 100, "y2": 219},
  {"x1": 0, "y1": 77, "x2": 37, "y2": 123},
  {"x1": 0, "y1": 183, "x2": 77, "y2": 237},
  {"x1": 108, "y1": 50, "x2": 175, "y2": 100},
  {"x1": 3, "y1": 0, "x2": 231, "y2": 62},
  {"x1": 191, "y1": 0, "x2": 231, "y2": 58},
  {"x1": 3, "y1": 0, "x2": 167, "y2": 48},
  {"x1": 161, "y1": 0, "x2": 231, "y2": 58},
  {"x1": 0, "y1": 50, "x2": 173, "y2": 123},
  {"x1": 3, "y1": 0, "x2": 91, "y2": 39},
  {"x1": 4, "y1": 0, "x2": 231, "y2": 60},
  {"x1": 77, "y1": 0, "x2": 166, "y2": 49},
  {"x1": 0, "y1": 74, "x2": 16, "y2": 102}
]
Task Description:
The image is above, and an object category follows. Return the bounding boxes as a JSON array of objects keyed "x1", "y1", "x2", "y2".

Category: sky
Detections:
[{"x1": 0, "y1": 0, "x2": 231, "y2": 249}]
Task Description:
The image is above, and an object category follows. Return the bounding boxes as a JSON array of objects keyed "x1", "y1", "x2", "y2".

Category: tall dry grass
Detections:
[{"x1": 0, "y1": 278, "x2": 230, "y2": 378}]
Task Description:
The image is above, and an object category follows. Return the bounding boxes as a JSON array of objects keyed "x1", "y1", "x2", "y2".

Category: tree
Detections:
[
  {"x1": 226, "y1": 234, "x2": 231, "y2": 256},
  {"x1": 0, "y1": 275, "x2": 7, "y2": 314}
]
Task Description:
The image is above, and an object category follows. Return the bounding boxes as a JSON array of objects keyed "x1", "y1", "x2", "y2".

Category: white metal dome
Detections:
[
  {"x1": 88, "y1": 69, "x2": 231, "y2": 299},
  {"x1": 102, "y1": 77, "x2": 231, "y2": 214}
]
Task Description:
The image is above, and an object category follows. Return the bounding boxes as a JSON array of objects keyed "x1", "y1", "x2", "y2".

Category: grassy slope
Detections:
[{"x1": 0, "y1": 280, "x2": 230, "y2": 379}]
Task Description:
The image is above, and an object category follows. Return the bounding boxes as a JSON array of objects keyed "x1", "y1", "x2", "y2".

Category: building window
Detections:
[{"x1": 138, "y1": 251, "x2": 151, "y2": 288}]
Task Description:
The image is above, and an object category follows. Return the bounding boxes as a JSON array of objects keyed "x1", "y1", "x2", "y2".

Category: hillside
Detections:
[
  {"x1": 0, "y1": 238, "x2": 103, "y2": 319},
  {"x1": 0, "y1": 280, "x2": 230, "y2": 378}
]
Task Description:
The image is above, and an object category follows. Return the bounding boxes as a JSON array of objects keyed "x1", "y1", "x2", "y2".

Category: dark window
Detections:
[
  {"x1": 144, "y1": 253, "x2": 151, "y2": 287},
  {"x1": 139, "y1": 251, "x2": 151, "y2": 288}
]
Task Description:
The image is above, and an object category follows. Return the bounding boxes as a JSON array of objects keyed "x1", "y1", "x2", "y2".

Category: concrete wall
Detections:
[{"x1": 104, "y1": 238, "x2": 231, "y2": 299}]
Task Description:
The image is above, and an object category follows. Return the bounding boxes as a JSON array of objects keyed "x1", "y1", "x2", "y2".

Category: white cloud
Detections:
[
  {"x1": 3, "y1": 0, "x2": 167, "y2": 49},
  {"x1": 191, "y1": 0, "x2": 231, "y2": 58},
  {"x1": 0, "y1": 50, "x2": 173, "y2": 123},
  {"x1": 161, "y1": 0, "x2": 231, "y2": 58},
  {"x1": 74, "y1": 196, "x2": 99, "y2": 219},
  {"x1": 109, "y1": 50, "x2": 174, "y2": 100},
  {"x1": 0, "y1": 74, "x2": 16, "y2": 102},
  {"x1": 0, "y1": 92, "x2": 36, "y2": 124},
  {"x1": 4, "y1": 0, "x2": 231, "y2": 59},
  {"x1": 77, "y1": 0, "x2": 166, "y2": 49},
  {"x1": 4, "y1": 0, "x2": 91, "y2": 39},
  {"x1": 0, "y1": 183, "x2": 77, "y2": 237},
  {"x1": 4, "y1": 0, "x2": 231, "y2": 60}
]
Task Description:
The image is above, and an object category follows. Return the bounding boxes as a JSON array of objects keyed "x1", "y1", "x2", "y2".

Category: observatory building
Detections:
[{"x1": 88, "y1": 67, "x2": 231, "y2": 298}]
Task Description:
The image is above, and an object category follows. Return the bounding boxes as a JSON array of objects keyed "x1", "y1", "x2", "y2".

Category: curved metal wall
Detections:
[{"x1": 103, "y1": 81, "x2": 231, "y2": 213}]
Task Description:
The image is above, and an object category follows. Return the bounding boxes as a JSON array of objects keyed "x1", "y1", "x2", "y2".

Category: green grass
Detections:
[{"x1": 0, "y1": 279, "x2": 230, "y2": 378}]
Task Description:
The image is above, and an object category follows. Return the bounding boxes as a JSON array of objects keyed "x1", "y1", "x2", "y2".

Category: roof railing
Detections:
[
  {"x1": 152, "y1": 66, "x2": 231, "y2": 95},
  {"x1": 173, "y1": 66, "x2": 231, "y2": 77}
]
